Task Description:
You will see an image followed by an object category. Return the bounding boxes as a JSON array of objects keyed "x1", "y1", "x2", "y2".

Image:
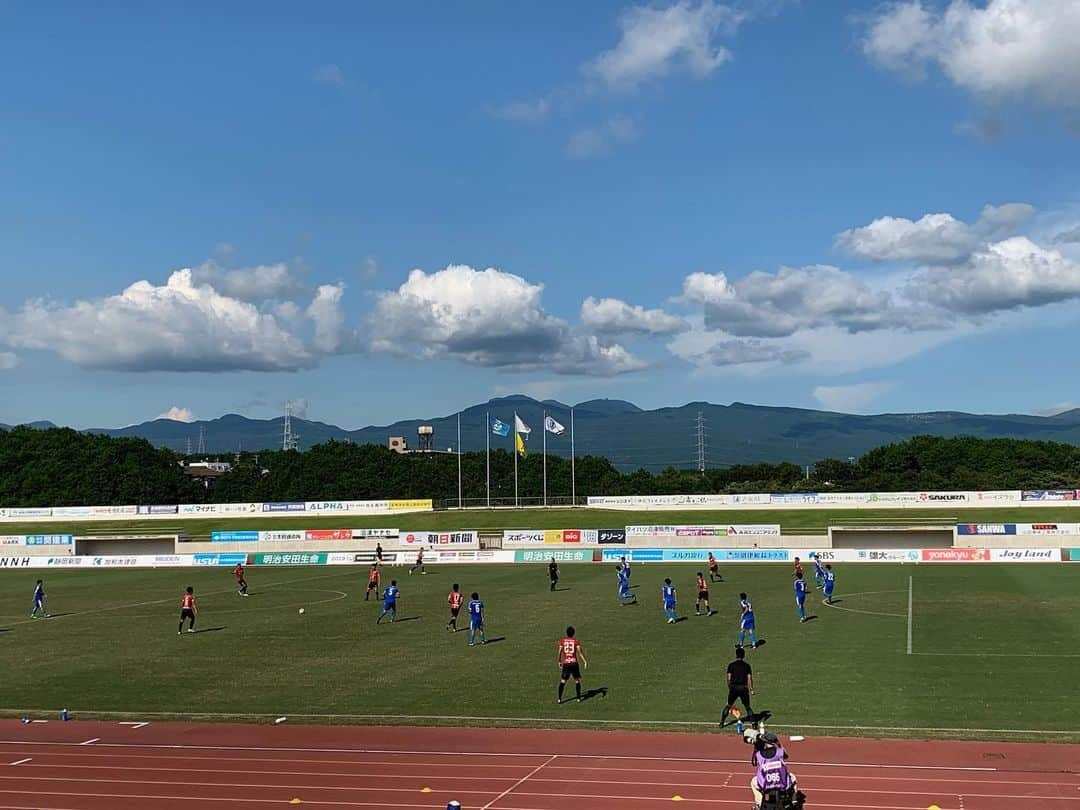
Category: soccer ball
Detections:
[{"x1": 298, "y1": 608, "x2": 305, "y2": 615}]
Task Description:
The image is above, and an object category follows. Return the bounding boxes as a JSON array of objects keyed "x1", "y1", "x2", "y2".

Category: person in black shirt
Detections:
[
  {"x1": 722, "y1": 646, "x2": 753, "y2": 726},
  {"x1": 548, "y1": 558, "x2": 559, "y2": 592}
]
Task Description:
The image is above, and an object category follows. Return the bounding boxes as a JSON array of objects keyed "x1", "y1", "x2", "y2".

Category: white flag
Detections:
[
  {"x1": 514, "y1": 414, "x2": 531, "y2": 436},
  {"x1": 544, "y1": 416, "x2": 566, "y2": 436}
]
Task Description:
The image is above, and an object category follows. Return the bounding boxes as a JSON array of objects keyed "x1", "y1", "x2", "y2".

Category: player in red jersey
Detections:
[
  {"x1": 708, "y1": 552, "x2": 721, "y2": 582},
  {"x1": 365, "y1": 564, "x2": 381, "y2": 601},
  {"x1": 234, "y1": 563, "x2": 248, "y2": 596},
  {"x1": 556, "y1": 626, "x2": 588, "y2": 705},
  {"x1": 695, "y1": 571, "x2": 714, "y2": 616},
  {"x1": 793, "y1": 557, "x2": 804, "y2": 580},
  {"x1": 177, "y1": 586, "x2": 197, "y2": 634},
  {"x1": 447, "y1": 583, "x2": 464, "y2": 632}
]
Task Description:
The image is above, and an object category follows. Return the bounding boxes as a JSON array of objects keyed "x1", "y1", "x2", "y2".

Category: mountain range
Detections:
[{"x1": 6, "y1": 397, "x2": 1080, "y2": 472}]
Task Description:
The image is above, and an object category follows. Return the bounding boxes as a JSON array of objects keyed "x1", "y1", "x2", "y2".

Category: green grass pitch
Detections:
[{"x1": 1, "y1": 562, "x2": 1078, "y2": 741}]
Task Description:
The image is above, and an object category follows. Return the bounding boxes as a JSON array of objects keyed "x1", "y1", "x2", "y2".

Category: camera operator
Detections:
[{"x1": 748, "y1": 731, "x2": 799, "y2": 809}]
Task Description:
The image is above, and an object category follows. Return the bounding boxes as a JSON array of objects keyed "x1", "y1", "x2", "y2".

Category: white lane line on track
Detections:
[
  {"x1": 77, "y1": 740, "x2": 98, "y2": 746},
  {"x1": 482, "y1": 754, "x2": 557, "y2": 810},
  {"x1": 5, "y1": 761, "x2": 29, "y2": 767},
  {"x1": 0, "y1": 740, "x2": 1010, "y2": 772}
]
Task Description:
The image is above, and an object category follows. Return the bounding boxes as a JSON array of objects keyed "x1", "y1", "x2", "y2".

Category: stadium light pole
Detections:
[
  {"x1": 542, "y1": 409, "x2": 548, "y2": 508},
  {"x1": 457, "y1": 412, "x2": 463, "y2": 510}
]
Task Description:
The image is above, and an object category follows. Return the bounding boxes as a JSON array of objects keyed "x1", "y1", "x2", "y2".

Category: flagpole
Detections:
[
  {"x1": 570, "y1": 407, "x2": 576, "y2": 505},
  {"x1": 542, "y1": 410, "x2": 548, "y2": 508},
  {"x1": 457, "y1": 412, "x2": 462, "y2": 510},
  {"x1": 485, "y1": 411, "x2": 491, "y2": 509},
  {"x1": 513, "y1": 411, "x2": 519, "y2": 508}
]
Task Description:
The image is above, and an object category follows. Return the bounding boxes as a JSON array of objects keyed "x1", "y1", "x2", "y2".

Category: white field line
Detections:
[
  {"x1": 3, "y1": 713, "x2": 1077, "y2": 738},
  {"x1": 481, "y1": 754, "x2": 558, "y2": 810},
  {"x1": 906, "y1": 575, "x2": 913, "y2": 655},
  {"x1": 819, "y1": 590, "x2": 906, "y2": 619},
  {"x1": 5, "y1": 760, "x2": 29, "y2": 767},
  {"x1": 911, "y1": 651, "x2": 1080, "y2": 658}
]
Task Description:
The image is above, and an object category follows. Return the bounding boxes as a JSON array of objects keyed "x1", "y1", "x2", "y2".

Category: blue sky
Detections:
[{"x1": 2, "y1": 0, "x2": 1079, "y2": 429}]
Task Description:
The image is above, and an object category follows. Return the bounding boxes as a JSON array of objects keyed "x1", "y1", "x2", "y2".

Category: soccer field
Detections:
[{"x1": 2, "y1": 562, "x2": 1078, "y2": 741}]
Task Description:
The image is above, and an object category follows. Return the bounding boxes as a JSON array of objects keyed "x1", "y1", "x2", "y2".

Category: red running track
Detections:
[{"x1": 0, "y1": 720, "x2": 1076, "y2": 810}]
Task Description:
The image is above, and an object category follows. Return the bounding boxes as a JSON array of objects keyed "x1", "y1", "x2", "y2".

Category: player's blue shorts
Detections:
[
  {"x1": 741, "y1": 617, "x2": 755, "y2": 630},
  {"x1": 619, "y1": 584, "x2": 630, "y2": 595},
  {"x1": 383, "y1": 600, "x2": 396, "y2": 610},
  {"x1": 824, "y1": 585, "x2": 834, "y2": 596},
  {"x1": 33, "y1": 598, "x2": 43, "y2": 608},
  {"x1": 470, "y1": 616, "x2": 483, "y2": 630},
  {"x1": 664, "y1": 600, "x2": 676, "y2": 610},
  {"x1": 795, "y1": 596, "x2": 805, "y2": 606}
]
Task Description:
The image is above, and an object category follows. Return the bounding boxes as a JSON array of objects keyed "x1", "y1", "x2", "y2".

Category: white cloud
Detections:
[
  {"x1": 157, "y1": 406, "x2": 195, "y2": 423},
  {"x1": 361, "y1": 256, "x2": 379, "y2": 281},
  {"x1": 835, "y1": 203, "x2": 1034, "y2": 263},
  {"x1": 0, "y1": 351, "x2": 18, "y2": 370},
  {"x1": 580, "y1": 296, "x2": 687, "y2": 336},
  {"x1": 494, "y1": 97, "x2": 552, "y2": 122},
  {"x1": 307, "y1": 283, "x2": 346, "y2": 353},
  {"x1": 908, "y1": 236, "x2": 1080, "y2": 314},
  {"x1": 1036, "y1": 401, "x2": 1079, "y2": 416},
  {"x1": 813, "y1": 382, "x2": 894, "y2": 414},
  {"x1": 286, "y1": 398, "x2": 309, "y2": 419},
  {"x1": 191, "y1": 261, "x2": 305, "y2": 303},
  {"x1": 585, "y1": 0, "x2": 744, "y2": 90},
  {"x1": 863, "y1": 0, "x2": 1080, "y2": 107},
  {"x1": 214, "y1": 242, "x2": 236, "y2": 258},
  {"x1": 685, "y1": 265, "x2": 935, "y2": 337},
  {"x1": 313, "y1": 64, "x2": 349, "y2": 88},
  {"x1": 701, "y1": 339, "x2": 809, "y2": 367},
  {"x1": 0, "y1": 269, "x2": 315, "y2": 372},
  {"x1": 566, "y1": 115, "x2": 638, "y2": 158},
  {"x1": 370, "y1": 264, "x2": 644, "y2": 375}
]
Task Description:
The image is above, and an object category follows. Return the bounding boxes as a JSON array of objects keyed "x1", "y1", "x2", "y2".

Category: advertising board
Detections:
[
  {"x1": 598, "y1": 529, "x2": 626, "y2": 544},
  {"x1": 989, "y1": 548, "x2": 1060, "y2": 562},
  {"x1": 626, "y1": 525, "x2": 781, "y2": 537},
  {"x1": 193, "y1": 553, "x2": 249, "y2": 566},
  {"x1": 259, "y1": 530, "x2": 305, "y2": 542},
  {"x1": 210, "y1": 531, "x2": 259, "y2": 543},
  {"x1": 388, "y1": 499, "x2": 434, "y2": 511},
  {"x1": 399, "y1": 531, "x2": 478, "y2": 547},
  {"x1": 253, "y1": 552, "x2": 328, "y2": 566},
  {"x1": 25, "y1": 535, "x2": 73, "y2": 546},
  {"x1": 353, "y1": 528, "x2": 398, "y2": 539},
  {"x1": 1021, "y1": 490, "x2": 1077, "y2": 501},
  {"x1": 855, "y1": 549, "x2": 921, "y2": 562},
  {"x1": 921, "y1": 548, "x2": 991, "y2": 562},
  {"x1": 503, "y1": 530, "x2": 545, "y2": 545},
  {"x1": 516, "y1": 549, "x2": 593, "y2": 563},
  {"x1": 304, "y1": 529, "x2": 353, "y2": 541},
  {"x1": 956, "y1": 524, "x2": 1016, "y2": 536},
  {"x1": 601, "y1": 548, "x2": 790, "y2": 562},
  {"x1": 262, "y1": 502, "x2": 306, "y2": 513},
  {"x1": 137, "y1": 505, "x2": 179, "y2": 515}
]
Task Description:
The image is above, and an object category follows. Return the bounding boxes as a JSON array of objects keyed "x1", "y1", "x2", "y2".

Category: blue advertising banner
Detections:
[
  {"x1": 601, "y1": 548, "x2": 789, "y2": 562},
  {"x1": 193, "y1": 553, "x2": 249, "y2": 566},
  {"x1": 262, "y1": 502, "x2": 306, "y2": 513},
  {"x1": 210, "y1": 531, "x2": 259, "y2": 543},
  {"x1": 956, "y1": 524, "x2": 1017, "y2": 536},
  {"x1": 25, "y1": 535, "x2": 73, "y2": 546}
]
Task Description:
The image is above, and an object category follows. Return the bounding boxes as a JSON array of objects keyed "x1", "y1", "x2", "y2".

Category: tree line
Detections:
[{"x1": 1, "y1": 426, "x2": 1079, "y2": 508}]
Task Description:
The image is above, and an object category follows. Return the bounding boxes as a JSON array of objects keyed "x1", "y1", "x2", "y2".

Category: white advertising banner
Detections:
[
  {"x1": 626, "y1": 524, "x2": 782, "y2": 537},
  {"x1": 989, "y1": 548, "x2": 1061, "y2": 562},
  {"x1": 398, "y1": 531, "x2": 478, "y2": 547},
  {"x1": 502, "y1": 530, "x2": 545, "y2": 545}
]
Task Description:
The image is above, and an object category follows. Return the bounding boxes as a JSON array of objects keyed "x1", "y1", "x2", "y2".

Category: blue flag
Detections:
[{"x1": 490, "y1": 418, "x2": 510, "y2": 437}]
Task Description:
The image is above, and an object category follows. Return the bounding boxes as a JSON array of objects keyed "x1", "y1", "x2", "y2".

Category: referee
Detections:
[{"x1": 721, "y1": 646, "x2": 753, "y2": 727}]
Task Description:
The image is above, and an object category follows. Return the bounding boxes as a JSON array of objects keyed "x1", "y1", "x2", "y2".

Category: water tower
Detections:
[{"x1": 417, "y1": 425, "x2": 434, "y2": 453}]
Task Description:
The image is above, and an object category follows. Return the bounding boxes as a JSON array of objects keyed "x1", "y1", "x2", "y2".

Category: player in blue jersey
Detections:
[
  {"x1": 737, "y1": 592, "x2": 758, "y2": 649},
  {"x1": 620, "y1": 555, "x2": 631, "y2": 582},
  {"x1": 794, "y1": 572, "x2": 807, "y2": 623},
  {"x1": 823, "y1": 564, "x2": 836, "y2": 604},
  {"x1": 616, "y1": 564, "x2": 637, "y2": 605},
  {"x1": 662, "y1": 578, "x2": 678, "y2": 623},
  {"x1": 29, "y1": 579, "x2": 49, "y2": 618},
  {"x1": 467, "y1": 591, "x2": 486, "y2": 646},
  {"x1": 813, "y1": 555, "x2": 827, "y2": 589},
  {"x1": 376, "y1": 580, "x2": 400, "y2": 624}
]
